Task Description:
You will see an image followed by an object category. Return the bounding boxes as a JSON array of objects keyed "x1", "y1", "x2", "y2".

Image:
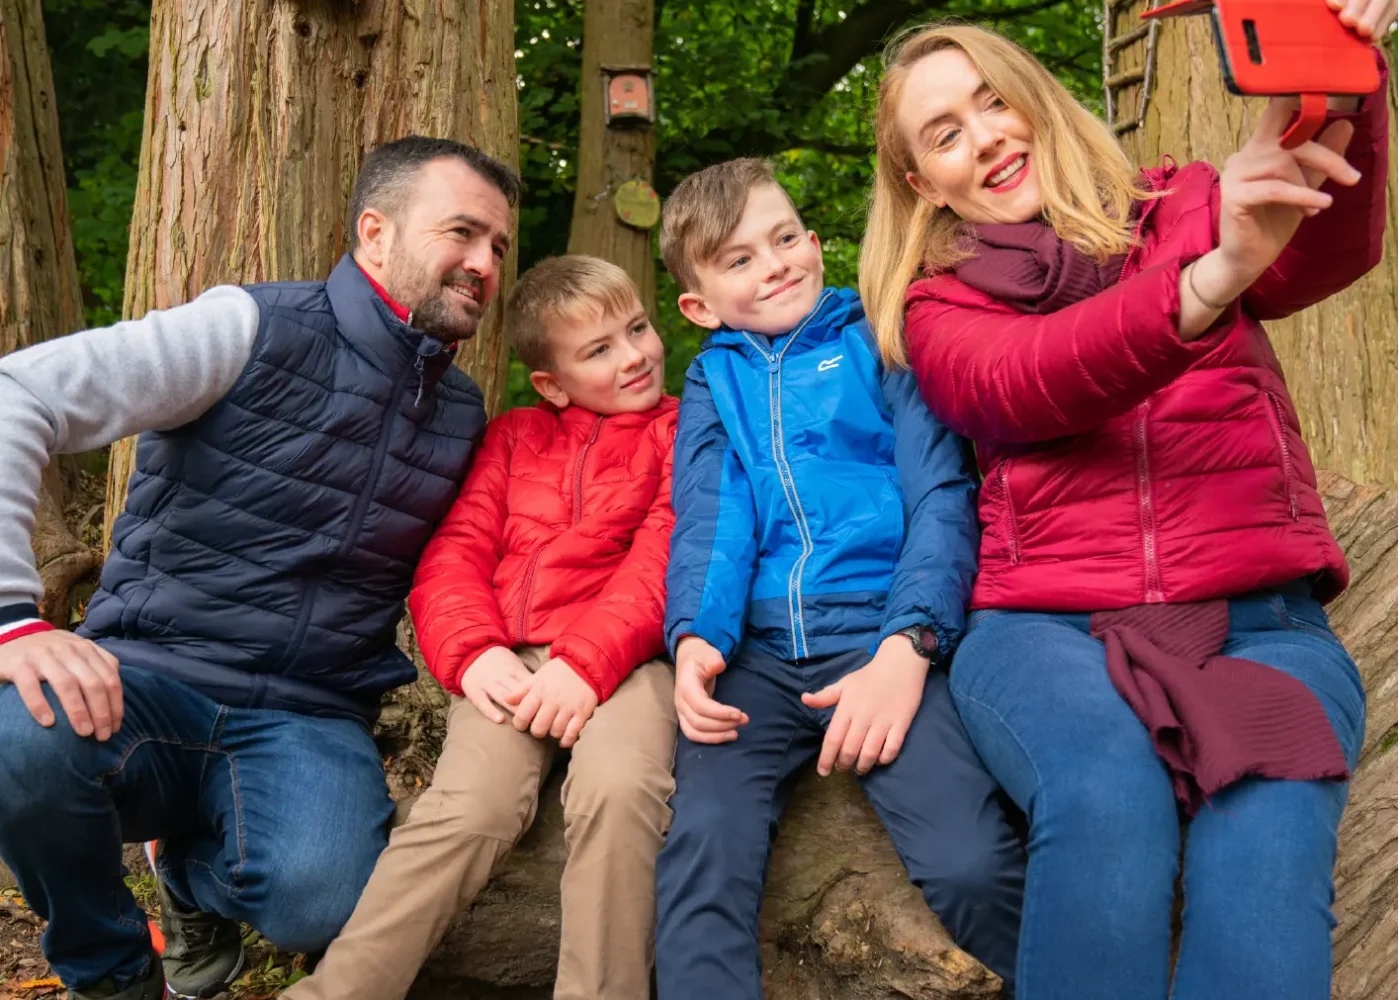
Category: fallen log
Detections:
[{"x1": 400, "y1": 472, "x2": 1397, "y2": 1000}]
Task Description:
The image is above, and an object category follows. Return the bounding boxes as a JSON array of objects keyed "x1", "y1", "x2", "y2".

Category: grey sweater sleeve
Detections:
[{"x1": 0, "y1": 285, "x2": 261, "y2": 620}]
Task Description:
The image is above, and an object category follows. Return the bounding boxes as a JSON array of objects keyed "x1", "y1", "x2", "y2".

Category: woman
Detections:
[{"x1": 858, "y1": 11, "x2": 1392, "y2": 1000}]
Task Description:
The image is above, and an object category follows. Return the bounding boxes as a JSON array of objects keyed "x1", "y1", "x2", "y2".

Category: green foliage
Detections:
[
  {"x1": 507, "y1": 0, "x2": 1104, "y2": 407},
  {"x1": 42, "y1": 0, "x2": 1101, "y2": 396},
  {"x1": 43, "y1": 0, "x2": 149, "y2": 327}
]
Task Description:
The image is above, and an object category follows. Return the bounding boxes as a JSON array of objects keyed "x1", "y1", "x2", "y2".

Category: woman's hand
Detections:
[
  {"x1": 1178, "y1": 98, "x2": 1361, "y2": 341},
  {"x1": 1327, "y1": 0, "x2": 1397, "y2": 38}
]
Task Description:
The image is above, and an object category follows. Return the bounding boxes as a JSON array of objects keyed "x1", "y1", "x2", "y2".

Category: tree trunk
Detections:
[
  {"x1": 103, "y1": 0, "x2": 519, "y2": 548},
  {"x1": 565, "y1": 0, "x2": 657, "y2": 316},
  {"x1": 1103, "y1": 3, "x2": 1397, "y2": 489},
  {"x1": 0, "y1": 0, "x2": 99, "y2": 624}
]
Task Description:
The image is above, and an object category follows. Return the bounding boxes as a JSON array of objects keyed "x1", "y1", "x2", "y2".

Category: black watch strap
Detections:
[{"x1": 896, "y1": 624, "x2": 944, "y2": 664}]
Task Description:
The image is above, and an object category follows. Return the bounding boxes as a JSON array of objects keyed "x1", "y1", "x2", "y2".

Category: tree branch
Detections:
[
  {"x1": 660, "y1": 0, "x2": 1073, "y2": 187},
  {"x1": 791, "y1": 0, "x2": 818, "y2": 63}
]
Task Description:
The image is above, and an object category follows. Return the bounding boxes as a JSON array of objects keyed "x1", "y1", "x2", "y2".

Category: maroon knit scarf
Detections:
[{"x1": 952, "y1": 221, "x2": 1126, "y2": 314}]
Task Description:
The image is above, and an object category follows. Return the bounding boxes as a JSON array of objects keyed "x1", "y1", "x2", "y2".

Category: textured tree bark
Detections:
[
  {"x1": 1104, "y1": 3, "x2": 1397, "y2": 489},
  {"x1": 565, "y1": 0, "x2": 657, "y2": 316},
  {"x1": 103, "y1": 0, "x2": 519, "y2": 547},
  {"x1": 1316, "y1": 472, "x2": 1398, "y2": 1000},
  {"x1": 0, "y1": 0, "x2": 98, "y2": 624},
  {"x1": 401, "y1": 473, "x2": 1395, "y2": 1000}
]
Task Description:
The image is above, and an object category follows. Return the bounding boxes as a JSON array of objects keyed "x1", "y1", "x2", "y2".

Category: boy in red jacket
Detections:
[{"x1": 283, "y1": 255, "x2": 679, "y2": 1000}]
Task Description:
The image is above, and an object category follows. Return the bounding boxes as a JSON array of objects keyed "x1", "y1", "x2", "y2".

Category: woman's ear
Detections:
[
  {"x1": 677, "y1": 291, "x2": 723, "y2": 330},
  {"x1": 905, "y1": 170, "x2": 947, "y2": 209}
]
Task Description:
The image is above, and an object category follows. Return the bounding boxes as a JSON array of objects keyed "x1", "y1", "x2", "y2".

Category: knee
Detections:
[
  {"x1": 912, "y1": 835, "x2": 1021, "y2": 913},
  {"x1": 563, "y1": 754, "x2": 674, "y2": 838},
  {"x1": 0, "y1": 689, "x2": 92, "y2": 827},
  {"x1": 249, "y1": 847, "x2": 377, "y2": 953}
]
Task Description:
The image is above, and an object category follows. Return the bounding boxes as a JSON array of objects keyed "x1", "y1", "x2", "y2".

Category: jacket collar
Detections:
[
  {"x1": 326, "y1": 254, "x2": 458, "y2": 397},
  {"x1": 703, "y1": 287, "x2": 864, "y2": 361},
  {"x1": 537, "y1": 394, "x2": 679, "y2": 430}
]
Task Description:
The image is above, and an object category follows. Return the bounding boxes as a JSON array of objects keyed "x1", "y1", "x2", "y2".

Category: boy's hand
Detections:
[
  {"x1": 460, "y1": 646, "x2": 534, "y2": 724},
  {"x1": 511, "y1": 657, "x2": 598, "y2": 748},
  {"x1": 802, "y1": 635, "x2": 930, "y2": 777},
  {"x1": 675, "y1": 635, "x2": 748, "y2": 744},
  {"x1": 0, "y1": 630, "x2": 124, "y2": 740}
]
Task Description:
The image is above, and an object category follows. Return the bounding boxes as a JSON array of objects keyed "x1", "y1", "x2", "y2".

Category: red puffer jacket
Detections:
[
  {"x1": 903, "y1": 89, "x2": 1387, "y2": 613},
  {"x1": 410, "y1": 397, "x2": 679, "y2": 701}
]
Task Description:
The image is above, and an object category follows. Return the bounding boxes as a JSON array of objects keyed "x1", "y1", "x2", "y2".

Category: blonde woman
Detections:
[{"x1": 859, "y1": 13, "x2": 1392, "y2": 1000}]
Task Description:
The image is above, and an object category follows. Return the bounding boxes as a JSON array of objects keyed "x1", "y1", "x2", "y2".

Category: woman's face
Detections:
[{"x1": 895, "y1": 48, "x2": 1043, "y2": 225}]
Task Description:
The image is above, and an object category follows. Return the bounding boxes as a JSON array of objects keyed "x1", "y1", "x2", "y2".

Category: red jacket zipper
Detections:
[
  {"x1": 1134, "y1": 401, "x2": 1164, "y2": 603},
  {"x1": 516, "y1": 414, "x2": 603, "y2": 643},
  {"x1": 1264, "y1": 392, "x2": 1301, "y2": 521},
  {"x1": 997, "y1": 459, "x2": 1022, "y2": 565}
]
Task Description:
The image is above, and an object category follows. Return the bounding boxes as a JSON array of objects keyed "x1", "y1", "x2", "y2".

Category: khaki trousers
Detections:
[{"x1": 283, "y1": 646, "x2": 677, "y2": 1000}]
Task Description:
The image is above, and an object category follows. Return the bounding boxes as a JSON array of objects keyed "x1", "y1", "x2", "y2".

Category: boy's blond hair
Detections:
[
  {"x1": 660, "y1": 158, "x2": 799, "y2": 292},
  {"x1": 506, "y1": 255, "x2": 642, "y2": 371}
]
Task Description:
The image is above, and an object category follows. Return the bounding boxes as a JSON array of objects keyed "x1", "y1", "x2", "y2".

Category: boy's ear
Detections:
[
  {"x1": 677, "y1": 291, "x2": 722, "y2": 330},
  {"x1": 807, "y1": 230, "x2": 824, "y2": 276},
  {"x1": 905, "y1": 170, "x2": 947, "y2": 209},
  {"x1": 529, "y1": 369, "x2": 572, "y2": 409}
]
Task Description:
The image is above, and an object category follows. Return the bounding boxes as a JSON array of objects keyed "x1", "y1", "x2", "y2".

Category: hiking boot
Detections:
[
  {"x1": 152, "y1": 875, "x2": 245, "y2": 999},
  {"x1": 67, "y1": 951, "x2": 166, "y2": 1000}
]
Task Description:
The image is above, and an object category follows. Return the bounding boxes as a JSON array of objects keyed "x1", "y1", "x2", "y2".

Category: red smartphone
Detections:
[{"x1": 1143, "y1": 0, "x2": 1380, "y2": 146}]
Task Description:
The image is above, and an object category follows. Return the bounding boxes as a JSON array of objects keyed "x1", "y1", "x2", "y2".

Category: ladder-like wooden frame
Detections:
[{"x1": 1103, "y1": 0, "x2": 1162, "y2": 134}]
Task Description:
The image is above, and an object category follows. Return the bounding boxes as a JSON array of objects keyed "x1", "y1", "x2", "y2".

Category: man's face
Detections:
[{"x1": 379, "y1": 158, "x2": 512, "y2": 341}]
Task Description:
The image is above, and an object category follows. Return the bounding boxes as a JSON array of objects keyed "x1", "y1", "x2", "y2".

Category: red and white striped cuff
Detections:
[{"x1": 0, "y1": 619, "x2": 54, "y2": 644}]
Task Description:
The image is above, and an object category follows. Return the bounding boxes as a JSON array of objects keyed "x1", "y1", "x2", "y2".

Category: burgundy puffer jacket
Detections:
[{"x1": 903, "y1": 88, "x2": 1388, "y2": 612}]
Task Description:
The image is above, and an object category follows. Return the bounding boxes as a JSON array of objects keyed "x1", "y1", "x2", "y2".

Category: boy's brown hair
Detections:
[
  {"x1": 660, "y1": 157, "x2": 795, "y2": 292},
  {"x1": 506, "y1": 255, "x2": 641, "y2": 371}
]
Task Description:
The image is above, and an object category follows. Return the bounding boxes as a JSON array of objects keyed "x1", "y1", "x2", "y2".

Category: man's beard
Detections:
[
  {"x1": 384, "y1": 258, "x2": 484, "y2": 342},
  {"x1": 412, "y1": 282, "x2": 483, "y2": 342}
]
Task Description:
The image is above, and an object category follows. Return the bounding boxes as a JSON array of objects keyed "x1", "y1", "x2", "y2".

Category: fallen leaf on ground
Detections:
[{"x1": 17, "y1": 978, "x2": 61, "y2": 989}]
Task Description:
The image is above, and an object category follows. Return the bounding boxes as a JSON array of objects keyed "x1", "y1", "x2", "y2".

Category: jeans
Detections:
[
  {"x1": 0, "y1": 665, "x2": 393, "y2": 991},
  {"x1": 654, "y1": 646, "x2": 1025, "y2": 999},
  {"x1": 950, "y1": 591, "x2": 1366, "y2": 1000}
]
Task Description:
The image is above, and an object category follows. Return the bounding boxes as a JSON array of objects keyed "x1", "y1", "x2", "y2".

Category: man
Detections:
[{"x1": 0, "y1": 136, "x2": 517, "y2": 1000}]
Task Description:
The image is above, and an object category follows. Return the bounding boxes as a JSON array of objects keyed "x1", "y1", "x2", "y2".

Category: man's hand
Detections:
[
  {"x1": 674, "y1": 635, "x2": 747, "y2": 744},
  {"x1": 0, "y1": 630, "x2": 123, "y2": 741},
  {"x1": 510, "y1": 657, "x2": 598, "y2": 748},
  {"x1": 460, "y1": 646, "x2": 534, "y2": 724},
  {"x1": 802, "y1": 635, "x2": 930, "y2": 777}
]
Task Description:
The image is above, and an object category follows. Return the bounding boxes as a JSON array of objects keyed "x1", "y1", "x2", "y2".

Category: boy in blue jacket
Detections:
[{"x1": 656, "y1": 158, "x2": 1024, "y2": 998}]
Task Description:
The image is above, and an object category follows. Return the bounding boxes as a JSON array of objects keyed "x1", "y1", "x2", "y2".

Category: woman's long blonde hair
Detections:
[{"x1": 860, "y1": 23, "x2": 1149, "y2": 367}]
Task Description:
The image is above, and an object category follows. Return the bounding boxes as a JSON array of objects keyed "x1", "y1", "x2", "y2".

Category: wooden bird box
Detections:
[{"x1": 603, "y1": 66, "x2": 654, "y2": 127}]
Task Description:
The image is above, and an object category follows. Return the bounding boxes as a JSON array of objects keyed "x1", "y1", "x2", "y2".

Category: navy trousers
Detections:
[{"x1": 654, "y1": 645, "x2": 1025, "y2": 998}]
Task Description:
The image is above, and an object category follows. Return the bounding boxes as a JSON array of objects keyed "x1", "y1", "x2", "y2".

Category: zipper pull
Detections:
[{"x1": 413, "y1": 335, "x2": 446, "y2": 406}]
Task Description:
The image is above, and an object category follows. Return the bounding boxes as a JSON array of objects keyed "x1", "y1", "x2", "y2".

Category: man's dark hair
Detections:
[{"x1": 348, "y1": 136, "x2": 521, "y2": 251}]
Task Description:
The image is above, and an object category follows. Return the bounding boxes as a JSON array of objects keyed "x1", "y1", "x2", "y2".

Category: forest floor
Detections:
[{"x1": 1, "y1": 865, "x2": 307, "y2": 999}]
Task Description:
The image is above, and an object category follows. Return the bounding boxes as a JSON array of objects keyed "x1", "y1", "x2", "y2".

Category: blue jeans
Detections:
[
  {"x1": 950, "y1": 591, "x2": 1366, "y2": 1000},
  {"x1": 0, "y1": 665, "x2": 393, "y2": 991},
  {"x1": 654, "y1": 646, "x2": 1025, "y2": 999}
]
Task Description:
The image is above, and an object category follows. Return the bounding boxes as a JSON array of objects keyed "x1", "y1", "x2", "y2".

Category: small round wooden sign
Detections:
[{"x1": 614, "y1": 179, "x2": 661, "y2": 230}]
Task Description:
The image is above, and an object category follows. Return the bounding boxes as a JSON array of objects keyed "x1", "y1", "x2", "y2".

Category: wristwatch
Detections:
[{"x1": 896, "y1": 624, "x2": 945, "y2": 667}]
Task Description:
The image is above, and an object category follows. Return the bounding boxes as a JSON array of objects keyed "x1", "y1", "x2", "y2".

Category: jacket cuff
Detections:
[
  {"x1": 445, "y1": 637, "x2": 512, "y2": 696},
  {"x1": 0, "y1": 602, "x2": 42, "y2": 628},
  {"x1": 0, "y1": 620, "x2": 54, "y2": 645},
  {"x1": 667, "y1": 621, "x2": 735, "y2": 662},
  {"x1": 549, "y1": 636, "x2": 613, "y2": 703}
]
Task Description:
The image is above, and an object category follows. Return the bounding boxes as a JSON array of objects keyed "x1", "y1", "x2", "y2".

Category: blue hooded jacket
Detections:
[{"x1": 665, "y1": 287, "x2": 979, "y2": 664}]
